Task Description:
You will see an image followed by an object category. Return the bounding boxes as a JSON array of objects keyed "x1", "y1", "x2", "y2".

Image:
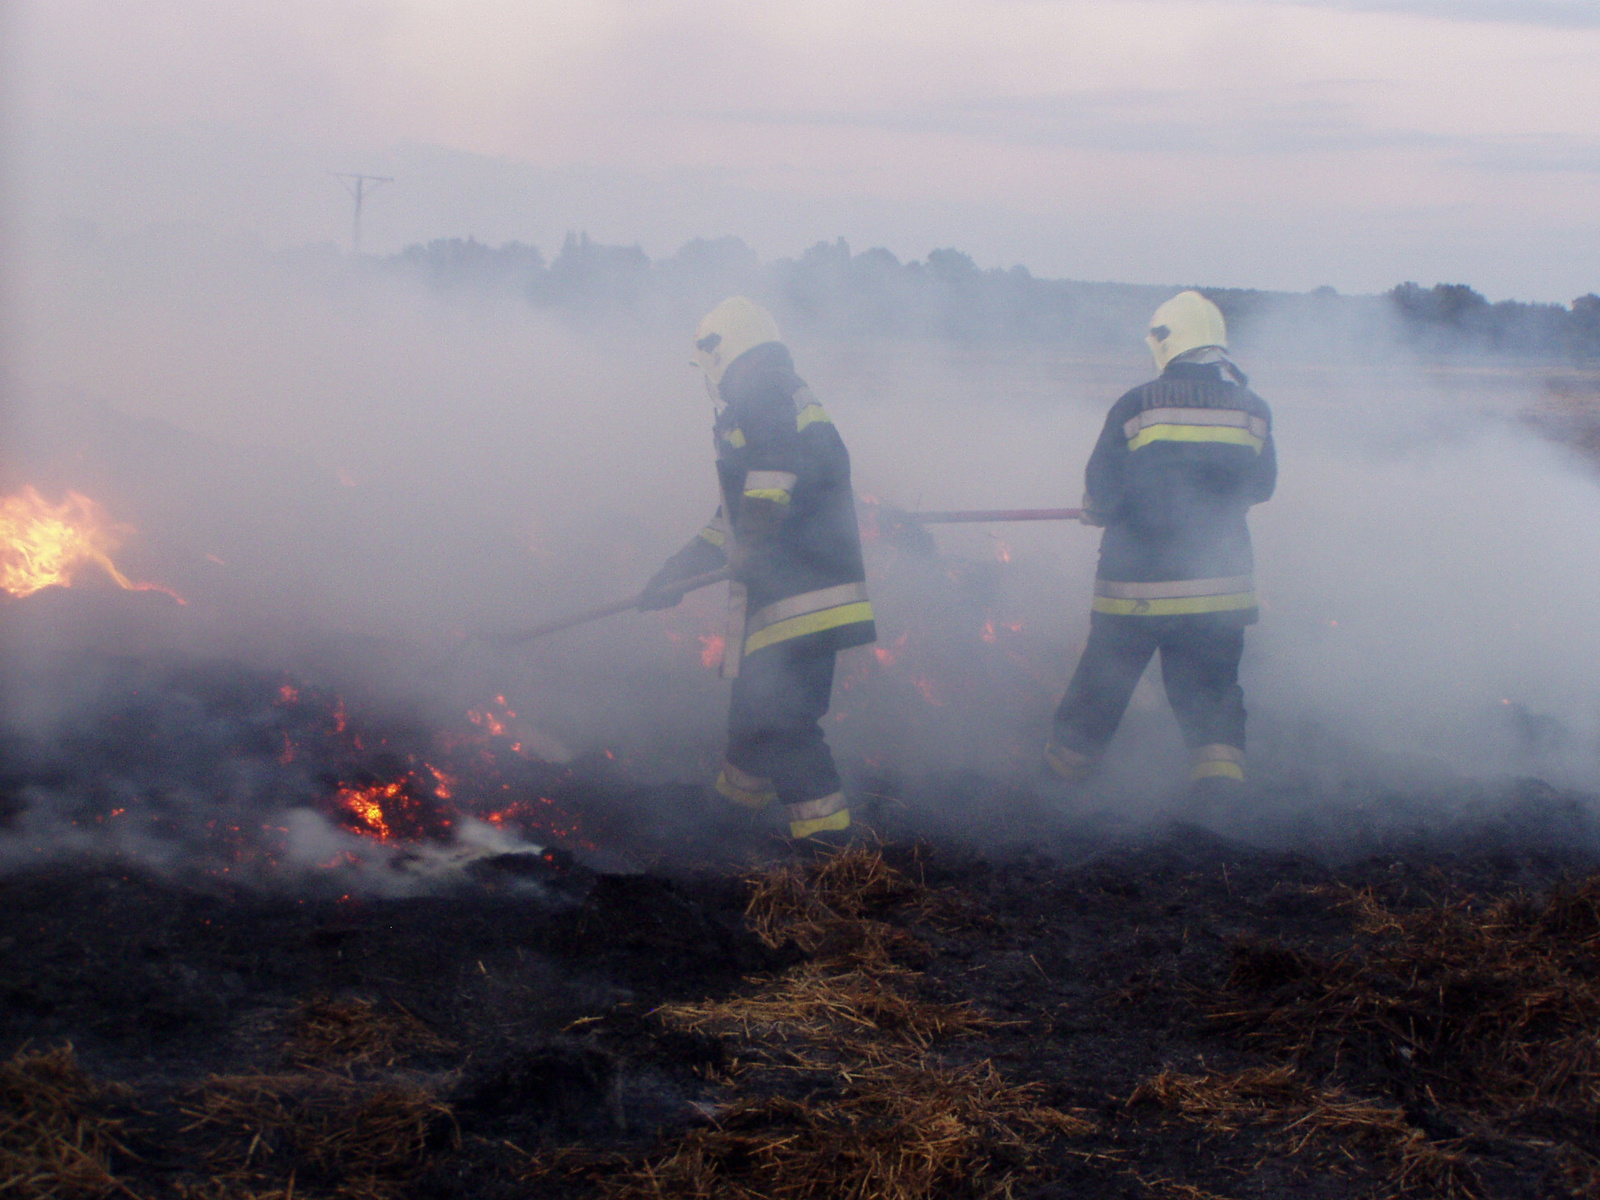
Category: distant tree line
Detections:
[
  {"x1": 1386, "y1": 282, "x2": 1600, "y2": 359},
  {"x1": 388, "y1": 234, "x2": 1600, "y2": 360}
]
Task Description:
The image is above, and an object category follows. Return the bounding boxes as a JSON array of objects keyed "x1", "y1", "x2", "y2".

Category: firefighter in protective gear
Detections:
[
  {"x1": 1045, "y1": 291, "x2": 1275, "y2": 790},
  {"x1": 640, "y1": 297, "x2": 876, "y2": 840}
]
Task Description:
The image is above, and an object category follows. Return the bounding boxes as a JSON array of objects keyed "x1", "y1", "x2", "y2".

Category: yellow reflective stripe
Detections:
[
  {"x1": 744, "y1": 600, "x2": 875, "y2": 654},
  {"x1": 715, "y1": 764, "x2": 776, "y2": 809},
  {"x1": 723, "y1": 428, "x2": 747, "y2": 448},
  {"x1": 796, "y1": 402, "x2": 831, "y2": 431},
  {"x1": 698, "y1": 525, "x2": 726, "y2": 546},
  {"x1": 790, "y1": 807, "x2": 850, "y2": 839},
  {"x1": 743, "y1": 469, "x2": 796, "y2": 506},
  {"x1": 748, "y1": 582, "x2": 870, "y2": 634},
  {"x1": 1191, "y1": 760, "x2": 1245, "y2": 781},
  {"x1": 1043, "y1": 739, "x2": 1096, "y2": 782},
  {"x1": 1091, "y1": 593, "x2": 1256, "y2": 616},
  {"x1": 1123, "y1": 406, "x2": 1267, "y2": 440},
  {"x1": 1127, "y1": 424, "x2": 1264, "y2": 453}
]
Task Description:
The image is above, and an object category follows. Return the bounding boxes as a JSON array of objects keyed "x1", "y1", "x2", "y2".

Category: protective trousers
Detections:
[
  {"x1": 1052, "y1": 615, "x2": 1246, "y2": 777},
  {"x1": 720, "y1": 642, "x2": 848, "y2": 833}
]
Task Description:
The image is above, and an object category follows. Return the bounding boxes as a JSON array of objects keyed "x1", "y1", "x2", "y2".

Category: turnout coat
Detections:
[
  {"x1": 1082, "y1": 358, "x2": 1276, "y2": 623},
  {"x1": 649, "y1": 342, "x2": 876, "y2": 675}
]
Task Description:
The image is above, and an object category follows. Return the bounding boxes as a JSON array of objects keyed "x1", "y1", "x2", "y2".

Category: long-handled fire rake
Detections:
[
  {"x1": 486, "y1": 508, "x2": 1085, "y2": 645},
  {"x1": 865, "y1": 503, "x2": 1088, "y2": 555},
  {"x1": 487, "y1": 567, "x2": 733, "y2": 646},
  {"x1": 909, "y1": 508, "x2": 1083, "y2": 524}
]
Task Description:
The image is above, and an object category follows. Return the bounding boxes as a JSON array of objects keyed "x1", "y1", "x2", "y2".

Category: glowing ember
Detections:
[
  {"x1": 468, "y1": 695, "x2": 535, "y2": 753},
  {"x1": 873, "y1": 632, "x2": 909, "y2": 667},
  {"x1": 271, "y1": 680, "x2": 592, "y2": 857},
  {"x1": 0, "y1": 485, "x2": 185, "y2": 602},
  {"x1": 699, "y1": 633, "x2": 725, "y2": 669},
  {"x1": 469, "y1": 705, "x2": 509, "y2": 737}
]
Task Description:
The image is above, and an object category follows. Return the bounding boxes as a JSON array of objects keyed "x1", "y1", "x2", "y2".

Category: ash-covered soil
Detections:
[{"x1": 5, "y1": 781, "x2": 1600, "y2": 1199}]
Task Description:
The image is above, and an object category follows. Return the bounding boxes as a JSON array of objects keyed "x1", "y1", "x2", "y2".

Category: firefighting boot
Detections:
[
  {"x1": 715, "y1": 761, "x2": 778, "y2": 811},
  {"x1": 1042, "y1": 737, "x2": 1098, "y2": 785}
]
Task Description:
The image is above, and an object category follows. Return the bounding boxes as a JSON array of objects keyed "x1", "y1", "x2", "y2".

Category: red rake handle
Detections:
[
  {"x1": 910, "y1": 508, "x2": 1084, "y2": 524},
  {"x1": 492, "y1": 567, "x2": 732, "y2": 645}
]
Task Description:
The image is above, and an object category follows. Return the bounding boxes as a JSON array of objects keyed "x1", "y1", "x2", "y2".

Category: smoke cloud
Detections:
[{"x1": 3, "y1": 221, "x2": 1598, "y2": 880}]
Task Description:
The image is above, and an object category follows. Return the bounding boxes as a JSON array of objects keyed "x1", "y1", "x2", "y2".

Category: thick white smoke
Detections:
[{"x1": 4, "y1": 223, "x2": 1598, "y2": 865}]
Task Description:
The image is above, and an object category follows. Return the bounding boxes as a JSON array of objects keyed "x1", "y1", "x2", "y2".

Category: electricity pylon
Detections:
[{"x1": 331, "y1": 172, "x2": 394, "y2": 253}]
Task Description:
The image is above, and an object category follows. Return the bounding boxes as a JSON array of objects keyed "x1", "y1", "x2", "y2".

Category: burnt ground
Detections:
[{"x1": 4, "y1": 776, "x2": 1600, "y2": 1200}]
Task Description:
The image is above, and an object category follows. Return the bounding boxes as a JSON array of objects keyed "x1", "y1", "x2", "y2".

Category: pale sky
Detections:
[{"x1": 7, "y1": 0, "x2": 1600, "y2": 299}]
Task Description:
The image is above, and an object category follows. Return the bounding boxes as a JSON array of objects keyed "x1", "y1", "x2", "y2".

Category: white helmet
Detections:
[
  {"x1": 693, "y1": 297, "x2": 781, "y2": 394},
  {"x1": 1146, "y1": 291, "x2": 1227, "y2": 372}
]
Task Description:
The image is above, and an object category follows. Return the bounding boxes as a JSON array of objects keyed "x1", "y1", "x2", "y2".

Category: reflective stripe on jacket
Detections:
[{"x1": 1084, "y1": 359, "x2": 1275, "y2": 623}]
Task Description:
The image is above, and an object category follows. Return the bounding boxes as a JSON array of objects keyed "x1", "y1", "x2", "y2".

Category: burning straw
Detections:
[{"x1": 0, "y1": 1045, "x2": 132, "y2": 1200}]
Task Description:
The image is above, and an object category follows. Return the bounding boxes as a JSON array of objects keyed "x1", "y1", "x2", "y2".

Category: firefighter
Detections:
[
  {"x1": 640, "y1": 297, "x2": 876, "y2": 841},
  {"x1": 1045, "y1": 291, "x2": 1275, "y2": 792}
]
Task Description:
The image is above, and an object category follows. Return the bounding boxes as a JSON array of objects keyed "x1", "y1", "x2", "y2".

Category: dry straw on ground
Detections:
[
  {"x1": 1130, "y1": 877, "x2": 1600, "y2": 1198},
  {"x1": 1211, "y1": 878, "x2": 1600, "y2": 1118},
  {"x1": 1129, "y1": 1066, "x2": 1480, "y2": 1198},
  {"x1": 0, "y1": 1045, "x2": 131, "y2": 1200},
  {"x1": 540, "y1": 846, "x2": 1092, "y2": 1200},
  {"x1": 659, "y1": 960, "x2": 991, "y2": 1051},
  {"x1": 178, "y1": 1070, "x2": 453, "y2": 1179},
  {"x1": 282, "y1": 997, "x2": 456, "y2": 1069},
  {"x1": 742, "y1": 843, "x2": 925, "y2": 956},
  {"x1": 592, "y1": 1058, "x2": 1090, "y2": 1200}
]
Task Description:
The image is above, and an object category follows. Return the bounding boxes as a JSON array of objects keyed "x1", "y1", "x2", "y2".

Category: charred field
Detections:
[
  {"x1": 8, "y1": 375, "x2": 1600, "y2": 1198},
  {"x1": 4, "y1": 645, "x2": 1600, "y2": 1199}
]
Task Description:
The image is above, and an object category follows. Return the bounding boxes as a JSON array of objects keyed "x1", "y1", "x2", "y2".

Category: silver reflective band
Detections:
[
  {"x1": 1193, "y1": 743, "x2": 1244, "y2": 764},
  {"x1": 1123, "y1": 406, "x2": 1268, "y2": 441},
  {"x1": 744, "y1": 470, "x2": 798, "y2": 492},
  {"x1": 786, "y1": 791, "x2": 847, "y2": 821},
  {"x1": 746, "y1": 581, "x2": 871, "y2": 636},
  {"x1": 1094, "y1": 575, "x2": 1254, "y2": 600}
]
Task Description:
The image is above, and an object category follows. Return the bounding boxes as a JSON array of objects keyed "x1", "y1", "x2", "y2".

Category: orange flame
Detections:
[
  {"x1": 0, "y1": 485, "x2": 185, "y2": 602},
  {"x1": 334, "y1": 780, "x2": 404, "y2": 840}
]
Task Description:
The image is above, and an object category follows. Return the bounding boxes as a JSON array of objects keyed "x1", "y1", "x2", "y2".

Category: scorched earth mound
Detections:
[{"x1": 5, "y1": 808, "x2": 1600, "y2": 1198}]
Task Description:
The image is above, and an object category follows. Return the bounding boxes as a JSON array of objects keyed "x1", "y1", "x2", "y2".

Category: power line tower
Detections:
[{"x1": 331, "y1": 172, "x2": 394, "y2": 253}]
